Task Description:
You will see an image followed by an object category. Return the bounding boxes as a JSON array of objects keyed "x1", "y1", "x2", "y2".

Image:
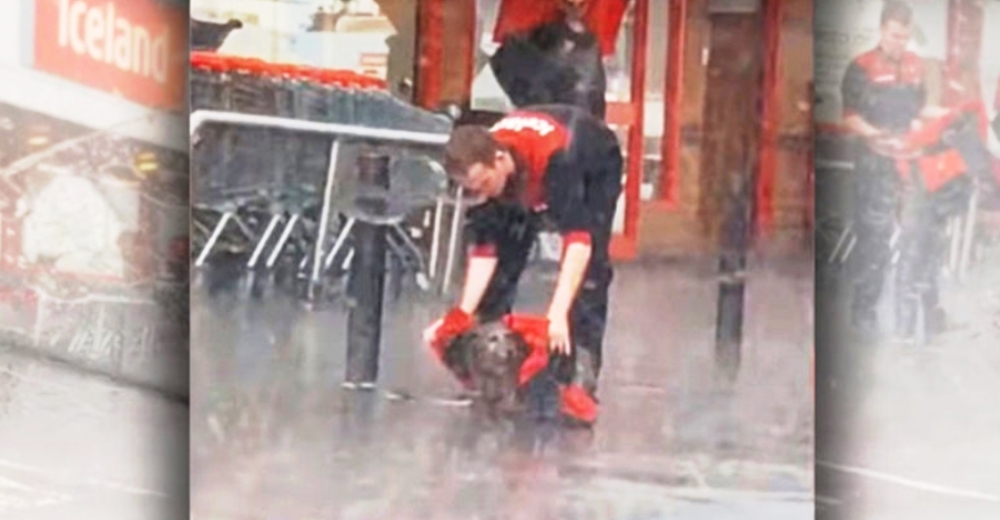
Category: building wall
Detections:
[{"x1": 638, "y1": 0, "x2": 813, "y2": 255}]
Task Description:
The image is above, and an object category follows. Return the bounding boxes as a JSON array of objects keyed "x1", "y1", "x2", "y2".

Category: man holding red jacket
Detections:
[{"x1": 423, "y1": 104, "x2": 623, "y2": 425}]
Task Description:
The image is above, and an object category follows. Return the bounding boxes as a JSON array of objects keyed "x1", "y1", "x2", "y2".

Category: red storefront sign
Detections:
[{"x1": 31, "y1": 0, "x2": 187, "y2": 111}]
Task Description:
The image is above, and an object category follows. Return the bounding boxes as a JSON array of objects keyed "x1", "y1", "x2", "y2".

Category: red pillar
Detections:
[
  {"x1": 415, "y1": 0, "x2": 445, "y2": 109},
  {"x1": 659, "y1": 0, "x2": 686, "y2": 208},
  {"x1": 623, "y1": 0, "x2": 649, "y2": 249},
  {"x1": 943, "y1": 0, "x2": 984, "y2": 106},
  {"x1": 755, "y1": 0, "x2": 783, "y2": 234}
]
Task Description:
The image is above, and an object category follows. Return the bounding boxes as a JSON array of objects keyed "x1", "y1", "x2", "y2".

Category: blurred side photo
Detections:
[
  {"x1": 815, "y1": 0, "x2": 1000, "y2": 518},
  {"x1": 189, "y1": 0, "x2": 814, "y2": 518},
  {"x1": 0, "y1": 0, "x2": 188, "y2": 518}
]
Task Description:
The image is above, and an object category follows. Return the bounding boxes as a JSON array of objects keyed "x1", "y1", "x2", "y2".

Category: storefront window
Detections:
[{"x1": 0, "y1": 103, "x2": 187, "y2": 286}]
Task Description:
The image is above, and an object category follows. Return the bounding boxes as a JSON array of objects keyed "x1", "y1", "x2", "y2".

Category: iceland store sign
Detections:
[{"x1": 19, "y1": 0, "x2": 187, "y2": 112}]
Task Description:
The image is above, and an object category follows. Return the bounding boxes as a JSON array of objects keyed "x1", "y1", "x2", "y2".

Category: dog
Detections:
[
  {"x1": 443, "y1": 321, "x2": 532, "y2": 420},
  {"x1": 434, "y1": 315, "x2": 600, "y2": 426}
]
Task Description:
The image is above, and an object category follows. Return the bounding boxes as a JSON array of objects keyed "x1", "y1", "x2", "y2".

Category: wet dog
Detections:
[{"x1": 443, "y1": 321, "x2": 532, "y2": 420}]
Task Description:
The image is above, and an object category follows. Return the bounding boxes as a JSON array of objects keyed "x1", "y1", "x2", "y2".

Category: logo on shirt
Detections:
[{"x1": 491, "y1": 116, "x2": 557, "y2": 136}]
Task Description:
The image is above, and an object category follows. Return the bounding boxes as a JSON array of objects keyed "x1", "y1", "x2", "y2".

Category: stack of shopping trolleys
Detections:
[{"x1": 189, "y1": 52, "x2": 453, "y2": 302}]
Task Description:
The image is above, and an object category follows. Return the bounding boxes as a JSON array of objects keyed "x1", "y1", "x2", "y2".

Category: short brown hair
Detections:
[
  {"x1": 444, "y1": 125, "x2": 501, "y2": 180},
  {"x1": 881, "y1": 1, "x2": 912, "y2": 27}
]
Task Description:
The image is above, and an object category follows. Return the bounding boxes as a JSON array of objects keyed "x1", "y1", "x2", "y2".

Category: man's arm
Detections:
[
  {"x1": 547, "y1": 235, "x2": 591, "y2": 319},
  {"x1": 456, "y1": 205, "x2": 503, "y2": 315},
  {"x1": 458, "y1": 251, "x2": 497, "y2": 314},
  {"x1": 843, "y1": 114, "x2": 883, "y2": 138},
  {"x1": 840, "y1": 61, "x2": 882, "y2": 138},
  {"x1": 912, "y1": 72, "x2": 949, "y2": 120},
  {"x1": 544, "y1": 152, "x2": 594, "y2": 319}
]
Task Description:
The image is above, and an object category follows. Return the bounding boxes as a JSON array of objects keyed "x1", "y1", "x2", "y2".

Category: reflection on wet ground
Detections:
[
  {"x1": 816, "y1": 261, "x2": 1000, "y2": 519},
  {"x1": 0, "y1": 283, "x2": 189, "y2": 399},
  {"x1": 0, "y1": 346, "x2": 187, "y2": 519},
  {"x1": 191, "y1": 257, "x2": 814, "y2": 519}
]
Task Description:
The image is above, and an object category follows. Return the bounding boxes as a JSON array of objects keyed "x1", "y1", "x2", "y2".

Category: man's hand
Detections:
[
  {"x1": 423, "y1": 308, "x2": 476, "y2": 353},
  {"x1": 547, "y1": 312, "x2": 572, "y2": 354},
  {"x1": 868, "y1": 133, "x2": 911, "y2": 158},
  {"x1": 422, "y1": 318, "x2": 444, "y2": 346}
]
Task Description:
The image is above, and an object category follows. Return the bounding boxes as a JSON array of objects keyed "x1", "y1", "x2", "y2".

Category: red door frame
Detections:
[
  {"x1": 756, "y1": 0, "x2": 783, "y2": 234},
  {"x1": 414, "y1": 0, "x2": 445, "y2": 109},
  {"x1": 607, "y1": 0, "x2": 649, "y2": 260},
  {"x1": 659, "y1": 0, "x2": 686, "y2": 210}
]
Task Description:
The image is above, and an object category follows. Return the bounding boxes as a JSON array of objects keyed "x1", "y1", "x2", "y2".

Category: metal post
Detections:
[
  {"x1": 344, "y1": 154, "x2": 391, "y2": 387},
  {"x1": 715, "y1": 173, "x2": 752, "y2": 382},
  {"x1": 441, "y1": 186, "x2": 465, "y2": 295},
  {"x1": 309, "y1": 140, "x2": 342, "y2": 301},
  {"x1": 247, "y1": 214, "x2": 283, "y2": 268},
  {"x1": 428, "y1": 197, "x2": 446, "y2": 278},
  {"x1": 324, "y1": 218, "x2": 357, "y2": 269},
  {"x1": 194, "y1": 212, "x2": 233, "y2": 267},
  {"x1": 265, "y1": 214, "x2": 300, "y2": 269},
  {"x1": 958, "y1": 185, "x2": 979, "y2": 279}
]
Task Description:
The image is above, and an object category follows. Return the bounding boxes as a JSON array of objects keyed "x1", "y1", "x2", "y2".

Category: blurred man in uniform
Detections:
[
  {"x1": 424, "y1": 104, "x2": 622, "y2": 425},
  {"x1": 489, "y1": 0, "x2": 628, "y2": 120},
  {"x1": 840, "y1": 1, "x2": 949, "y2": 340},
  {"x1": 490, "y1": 0, "x2": 608, "y2": 119}
]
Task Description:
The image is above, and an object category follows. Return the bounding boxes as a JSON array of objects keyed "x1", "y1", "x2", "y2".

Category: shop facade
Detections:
[{"x1": 0, "y1": 0, "x2": 189, "y2": 396}]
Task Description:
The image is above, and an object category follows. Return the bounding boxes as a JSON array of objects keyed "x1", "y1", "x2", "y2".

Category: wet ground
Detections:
[
  {"x1": 190, "y1": 257, "x2": 814, "y2": 519},
  {"x1": 0, "y1": 283, "x2": 189, "y2": 399},
  {"x1": 0, "y1": 345, "x2": 188, "y2": 519},
  {"x1": 816, "y1": 257, "x2": 1000, "y2": 519}
]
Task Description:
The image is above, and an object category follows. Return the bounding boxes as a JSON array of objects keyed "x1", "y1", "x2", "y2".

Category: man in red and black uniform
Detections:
[
  {"x1": 840, "y1": 1, "x2": 948, "y2": 340},
  {"x1": 424, "y1": 104, "x2": 622, "y2": 425}
]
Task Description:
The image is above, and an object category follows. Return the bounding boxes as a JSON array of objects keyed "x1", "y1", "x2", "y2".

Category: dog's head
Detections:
[{"x1": 460, "y1": 321, "x2": 530, "y2": 417}]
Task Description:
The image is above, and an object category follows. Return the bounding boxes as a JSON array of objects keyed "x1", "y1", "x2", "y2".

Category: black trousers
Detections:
[
  {"x1": 894, "y1": 190, "x2": 945, "y2": 337},
  {"x1": 849, "y1": 151, "x2": 898, "y2": 328},
  {"x1": 471, "y1": 188, "x2": 620, "y2": 388},
  {"x1": 895, "y1": 175, "x2": 973, "y2": 337}
]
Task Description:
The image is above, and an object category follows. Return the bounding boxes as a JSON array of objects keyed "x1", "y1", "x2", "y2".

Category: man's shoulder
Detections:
[
  {"x1": 899, "y1": 51, "x2": 925, "y2": 71},
  {"x1": 850, "y1": 48, "x2": 924, "y2": 79},
  {"x1": 851, "y1": 48, "x2": 882, "y2": 69},
  {"x1": 491, "y1": 109, "x2": 572, "y2": 141}
]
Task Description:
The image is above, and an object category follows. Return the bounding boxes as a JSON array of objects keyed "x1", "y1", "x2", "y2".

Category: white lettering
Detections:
[
  {"x1": 491, "y1": 116, "x2": 557, "y2": 136},
  {"x1": 113, "y1": 18, "x2": 131, "y2": 70},
  {"x1": 104, "y1": 3, "x2": 114, "y2": 64},
  {"x1": 69, "y1": 1, "x2": 87, "y2": 55},
  {"x1": 54, "y1": 0, "x2": 172, "y2": 86},
  {"x1": 58, "y1": 0, "x2": 70, "y2": 48},
  {"x1": 132, "y1": 26, "x2": 150, "y2": 76},
  {"x1": 150, "y1": 32, "x2": 168, "y2": 84},
  {"x1": 84, "y1": 7, "x2": 103, "y2": 60}
]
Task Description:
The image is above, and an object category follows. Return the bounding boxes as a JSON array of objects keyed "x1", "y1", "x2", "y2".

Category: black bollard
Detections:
[
  {"x1": 344, "y1": 153, "x2": 391, "y2": 387},
  {"x1": 714, "y1": 172, "x2": 752, "y2": 383}
]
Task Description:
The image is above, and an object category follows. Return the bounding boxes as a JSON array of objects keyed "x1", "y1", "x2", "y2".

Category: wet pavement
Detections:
[
  {"x1": 190, "y1": 257, "x2": 814, "y2": 519},
  {"x1": 0, "y1": 283, "x2": 189, "y2": 399},
  {"x1": 816, "y1": 256, "x2": 1000, "y2": 519},
  {"x1": 0, "y1": 345, "x2": 188, "y2": 519}
]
